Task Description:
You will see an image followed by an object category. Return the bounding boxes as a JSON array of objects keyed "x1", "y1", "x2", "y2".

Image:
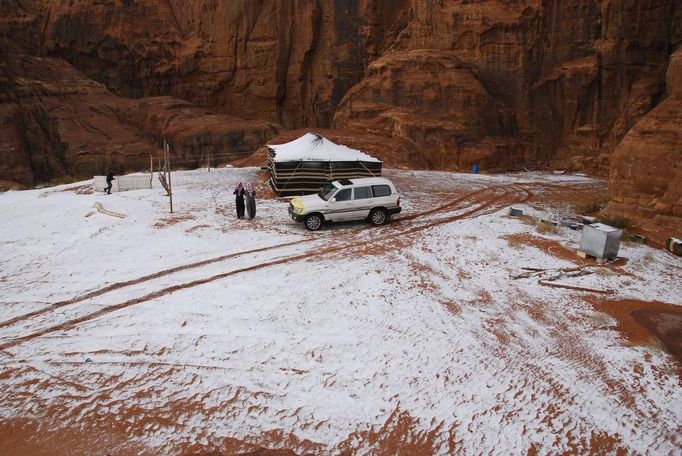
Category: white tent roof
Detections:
[{"x1": 268, "y1": 132, "x2": 381, "y2": 163}]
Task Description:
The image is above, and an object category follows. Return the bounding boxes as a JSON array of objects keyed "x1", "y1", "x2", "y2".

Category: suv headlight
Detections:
[{"x1": 291, "y1": 197, "x2": 305, "y2": 214}]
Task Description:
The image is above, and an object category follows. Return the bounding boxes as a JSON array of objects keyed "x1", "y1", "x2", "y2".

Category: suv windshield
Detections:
[{"x1": 318, "y1": 183, "x2": 339, "y2": 201}]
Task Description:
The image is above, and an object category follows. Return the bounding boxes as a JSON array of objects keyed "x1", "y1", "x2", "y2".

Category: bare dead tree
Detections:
[{"x1": 157, "y1": 140, "x2": 173, "y2": 213}]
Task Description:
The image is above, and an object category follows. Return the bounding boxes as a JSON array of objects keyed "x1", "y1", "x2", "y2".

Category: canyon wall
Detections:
[
  {"x1": 1, "y1": 0, "x2": 680, "y2": 225},
  {"x1": 0, "y1": 0, "x2": 280, "y2": 187},
  {"x1": 36, "y1": 0, "x2": 678, "y2": 173},
  {"x1": 606, "y1": 47, "x2": 682, "y2": 229}
]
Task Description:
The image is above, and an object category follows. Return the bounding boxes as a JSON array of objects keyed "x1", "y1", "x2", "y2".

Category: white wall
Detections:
[{"x1": 93, "y1": 174, "x2": 152, "y2": 192}]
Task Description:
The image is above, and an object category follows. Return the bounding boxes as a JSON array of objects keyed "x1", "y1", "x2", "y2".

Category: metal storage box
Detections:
[{"x1": 579, "y1": 223, "x2": 622, "y2": 259}]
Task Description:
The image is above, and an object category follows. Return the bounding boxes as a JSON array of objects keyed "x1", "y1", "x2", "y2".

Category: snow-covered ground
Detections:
[{"x1": 0, "y1": 168, "x2": 680, "y2": 455}]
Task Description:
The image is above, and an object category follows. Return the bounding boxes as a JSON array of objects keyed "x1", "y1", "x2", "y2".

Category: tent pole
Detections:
[
  {"x1": 358, "y1": 160, "x2": 379, "y2": 177},
  {"x1": 277, "y1": 160, "x2": 303, "y2": 197}
]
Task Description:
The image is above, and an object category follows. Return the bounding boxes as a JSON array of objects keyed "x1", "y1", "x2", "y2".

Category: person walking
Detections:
[
  {"x1": 234, "y1": 182, "x2": 245, "y2": 219},
  {"x1": 105, "y1": 170, "x2": 115, "y2": 194}
]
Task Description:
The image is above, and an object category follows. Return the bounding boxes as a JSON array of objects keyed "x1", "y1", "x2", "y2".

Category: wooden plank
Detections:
[{"x1": 94, "y1": 202, "x2": 126, "y2": 219}]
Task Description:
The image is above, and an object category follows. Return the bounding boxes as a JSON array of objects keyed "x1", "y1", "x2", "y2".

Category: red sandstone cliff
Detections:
[
  {"x1": 606, "y1": 47, "x2": 682, "y2": 229},
  {"x1": 36, "y1": 1, "x2": 679, "y2": 173},
  {"x1": 1, "y1": 0, "x2": 681, "y2": 225},
  {"x1": 0, "y1": 50, "x2": 280, "y2": 187},
  {"x1": 0, "y1": 0, "x2": 280, "y2": 187}
]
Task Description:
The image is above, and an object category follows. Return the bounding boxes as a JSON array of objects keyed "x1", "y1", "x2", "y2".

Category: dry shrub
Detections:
[
  {"x1": 596, "y1": 268, "x2": 615, "y2": 277},
  {"x1": 598, "y1": 215, "x2": 632, "y2": 230},
  {"x1": 641, "y1": 252, "x2": 655, "y2": 265},
  {"x1": 536, "y1": 223, "x2": 559, "y2": 235},
  {"x1": 598, "y1": 215, "x2": 633, "y2": 241},
  {"x1": 49, "y1": 175, "x2": 81, "y2": 185},
  {"x1": 520, "y1": 215, "x2": 537, "y2": 226},
  {"x1": 154, "y1": 213, "x2": 196, "y2": 228},
  {"x1": 574, "y1": 196, "x2": 609, "y2": 214},
  {"x1": 507, "y1": 238, "x2": 523, "y2": 249}
]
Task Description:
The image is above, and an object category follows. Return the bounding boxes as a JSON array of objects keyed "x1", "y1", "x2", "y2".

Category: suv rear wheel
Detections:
[
  {"x1": 304, "y1": 213, "x2": 323, "y2": 231},
  {"x1": 369, "y1": 208, "x2": 388, "y2": 226}
]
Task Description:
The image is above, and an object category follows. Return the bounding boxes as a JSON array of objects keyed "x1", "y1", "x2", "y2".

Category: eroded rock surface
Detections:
[
  {"x1": 0, "y1": 52, "x2": 280, "y2": 186},
  {"x1": 607, "y1": 47, "x2": 682, "y2": 228},
  {"x1": 333, "y1": 50, "x2": 521, "y2": 171},
  {"x1": 43, "y1": 0, "x2": 410, "y2": 129},
  {"x1": 1, "y1": 0, "x2": 681, "y2": 227},
  {"x1": 38, "y1": 1, "x2": 677, "y2": 174}
]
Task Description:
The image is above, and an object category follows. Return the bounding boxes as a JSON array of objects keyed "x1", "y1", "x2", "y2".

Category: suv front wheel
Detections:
[
  {"x1": 305, "y1": 213, "x2": 324, "y2": 231},
  {"x1": 369, "y1": 208, "x2": 388, "y2": 226}
]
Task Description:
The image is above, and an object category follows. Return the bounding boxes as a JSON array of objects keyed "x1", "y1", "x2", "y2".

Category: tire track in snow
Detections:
[
  {"x1": 0, "y1": 239, "x2": 316, "y2": 330},
  {"x1": 0, "y1": 184, "x2": 499, "y2": 330},
  {"x1": 0, "y1": 185, "x2": 530, "y2": 350}
]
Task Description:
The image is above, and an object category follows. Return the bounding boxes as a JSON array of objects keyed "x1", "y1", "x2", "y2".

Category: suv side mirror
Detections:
[{"x1": 330, "y1": 197, "x2": 336, "y2": 203}]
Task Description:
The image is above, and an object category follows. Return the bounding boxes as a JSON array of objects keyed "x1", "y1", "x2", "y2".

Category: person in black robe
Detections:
[
  {"x1": 233, "y1": 182, "x2": 245, "y2": 219},
  {"x1": 105, "y1": 170, "x2": 115, "y2": 194}
]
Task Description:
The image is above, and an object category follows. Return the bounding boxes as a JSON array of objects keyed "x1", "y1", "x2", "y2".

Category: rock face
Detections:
[
  {"x1": 337, "y1": 0, "x2": 678, "y2": 173},
  {"x1": 0, "y1": 2, "x2": 280, "y2": 186},
  {"x1": 35, "y1": 1, "x2": 679, "y2": 174},
  {"x1": 1, "y1": 0, "x2": 681, "y2": 227},
  {"x1": 333, "y1": 50, "x2": 520, "y2": 171},
  {"x1": 43, "y1": 0, "x2": 410, "y2": 129},
  {"x1": 606, "y1": 47, "x2": 682, "y2": 229},
  {"x1": 0, "y1": 51, "x2": 280, "y2": 186}
]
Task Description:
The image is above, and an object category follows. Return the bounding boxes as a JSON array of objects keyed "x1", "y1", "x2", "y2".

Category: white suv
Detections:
[{"x1": 288, "y1": 177, "x2": 401, "y2": 231}]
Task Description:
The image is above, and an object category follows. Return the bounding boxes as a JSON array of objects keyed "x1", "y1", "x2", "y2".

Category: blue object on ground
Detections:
[{"x1": 472, "y1": 164, "x2": 479, "y2": 174}]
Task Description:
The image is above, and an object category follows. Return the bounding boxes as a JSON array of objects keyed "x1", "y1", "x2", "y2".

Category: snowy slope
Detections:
[{"x1": 0, "y1": 168, "x2": 680, "y2": 455}]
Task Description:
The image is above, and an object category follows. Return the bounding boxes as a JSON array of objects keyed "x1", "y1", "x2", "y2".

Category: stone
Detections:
[{"x1": 34, "y1": 0, "x2": 679, "y2": 175}]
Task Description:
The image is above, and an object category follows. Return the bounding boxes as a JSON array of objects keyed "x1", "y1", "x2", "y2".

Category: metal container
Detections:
[
  {"x1": 580, "y1": 223, "x2": 622, "y2": 259},
  {"x1": 509, "y1": 207, "x2": 524, "y2": 217}
]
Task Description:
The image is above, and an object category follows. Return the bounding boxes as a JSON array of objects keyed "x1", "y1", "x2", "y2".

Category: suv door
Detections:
[
  {"x1": 326, "y1": 187, "x2": 353, "y2": 221},
  {"x1": 352, "y1": 186, "x2": 374, "y2": 220}
]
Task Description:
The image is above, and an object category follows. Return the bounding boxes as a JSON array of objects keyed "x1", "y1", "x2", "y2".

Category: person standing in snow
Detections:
[
  {"x1": 105, "y1": 170, "x2": 115, "y2": 194},
  {"x1": 245, "y1": 182, "x2": 257, "y2": 219},
  {"x1": 234, "y1": 182, "x2": 245, "y2": 219}
]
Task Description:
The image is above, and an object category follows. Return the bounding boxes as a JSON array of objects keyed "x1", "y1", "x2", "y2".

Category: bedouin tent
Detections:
[{"x1": 267, "y1": 132, "x2": 382, "y2": 196}]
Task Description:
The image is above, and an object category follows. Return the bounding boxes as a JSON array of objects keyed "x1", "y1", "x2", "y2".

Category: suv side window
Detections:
[
  {"x1": 372, "y1": 185, "x2": 391, "y2": 197},
  {"x1": 334, "y1": 188, "x2": 352, "y2": 201},
  {"x1": 354, "y1": 186, "x2": 373, "y2": 199}
]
